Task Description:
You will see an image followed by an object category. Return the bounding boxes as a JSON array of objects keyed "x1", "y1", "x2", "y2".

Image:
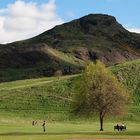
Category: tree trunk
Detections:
[{"x1": 100, "y1": 115, "x2": 104, "y2": 131}]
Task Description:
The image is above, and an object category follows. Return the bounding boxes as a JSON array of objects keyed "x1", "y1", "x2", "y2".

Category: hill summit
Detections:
[{"x1": 0, "y1": 14, "x2": 140, "y2": 81}]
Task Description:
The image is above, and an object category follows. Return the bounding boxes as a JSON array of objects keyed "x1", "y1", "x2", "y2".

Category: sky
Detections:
[{"x1": 0, "y1": 0, "x2": 140, "y2": 44}]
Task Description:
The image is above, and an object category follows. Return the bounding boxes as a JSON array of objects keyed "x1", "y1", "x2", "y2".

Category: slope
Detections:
[
  {"x1": 0, "y1": 44, "x2": 84, "y2": 82},
  {"x1": 23, "y1": 14, "x2": 140, "y2": 65},
  {"x1": 0, "y1": 14, "x2": 140, "y2": 82},
  {"x1": 0, "y1": 59, "x2": 139, "y2": 121}
]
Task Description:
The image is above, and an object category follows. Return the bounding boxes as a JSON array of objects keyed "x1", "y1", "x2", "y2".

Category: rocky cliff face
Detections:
[
  {"x1": 0, "y1": 14, "x2": 140, "y2": 81},
  {"x1": 20, "y1": 14, "x2": 140, "y2": 65}
]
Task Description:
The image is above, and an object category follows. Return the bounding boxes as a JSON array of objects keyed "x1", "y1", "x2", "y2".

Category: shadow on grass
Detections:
[{"x1": 0, "y1": 131, "x2": 140, "y2": 137}]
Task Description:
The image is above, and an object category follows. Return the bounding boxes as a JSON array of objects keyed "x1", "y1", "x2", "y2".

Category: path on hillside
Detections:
[
  {"x1": 0, "y1": 75, "x2": 79, "y2": 91},
  {"x1": 0, "y1": 79, "x2": 55, "y2": 91}
]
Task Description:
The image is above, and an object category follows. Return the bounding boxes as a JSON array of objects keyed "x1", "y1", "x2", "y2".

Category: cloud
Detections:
[
  {"x1": 0, "y1": 0, "x2": 63, "y2": 44},
  {"x1": 127, "y1": 28, "x2": 140, "y2": 34}
]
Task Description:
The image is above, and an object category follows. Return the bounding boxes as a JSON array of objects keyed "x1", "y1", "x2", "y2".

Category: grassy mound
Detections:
[
  {"x1": 111, "y1": 59, "x2": 140, "y2": 104},
  {"x1": 0, "y1": 60, "x2": 140, "y2": 121}
]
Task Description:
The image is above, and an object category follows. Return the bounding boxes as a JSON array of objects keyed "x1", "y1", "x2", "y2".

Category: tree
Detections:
[
  {"x1": 54, "y1": 70, "x2": 63, "y2": 79},
  {"x1": 72, "y1": 61, "x2": 128, "y2": 131}
]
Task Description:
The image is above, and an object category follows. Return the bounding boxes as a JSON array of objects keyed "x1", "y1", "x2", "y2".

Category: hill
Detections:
[
  {"x1": 0, "y1": 44, "x2": 84, "y2": 82},
  {"x1": 0, "y1": 14, "x2": 140, "y2": 82},
  {"x1": 111, "y1": 59, "x2": 140, "y2": 104},
  {"x1": 0, "y1": 59, "x2": 140, "y2": 121}
]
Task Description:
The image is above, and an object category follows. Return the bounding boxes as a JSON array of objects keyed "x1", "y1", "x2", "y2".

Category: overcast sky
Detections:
[{"x1": 0, "y1": 0, "x2": 140, "y2": 44}]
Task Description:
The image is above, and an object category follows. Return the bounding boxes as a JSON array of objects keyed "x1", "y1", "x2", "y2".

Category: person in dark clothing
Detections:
[
  {"x1": 116, "y1": 124, "x2": 119, "y2": 131},
  {"x1": 32, "y1": 121, "x2": 35, "y2": 126},
  {"x1": 120, "y1": 125, "x2": 123, "y2": 131},
  {"x1": 42, "y1": 121, "x2": 46, "y2": 132}
]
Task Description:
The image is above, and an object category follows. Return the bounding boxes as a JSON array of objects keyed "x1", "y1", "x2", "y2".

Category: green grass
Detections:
[
  {"x1": 111, "y1": 59, "x2": 140, "y2": 104},
  {"x1": 0, "y1": 60, "x2": 140, "y2": 139},
  {"x1": 46, "y1": 47, "x2": 85, "y2": 66},
  {"x1": 0, "y1": 75, "x2": 78, "y2": 120},
  {"x1": 0, "y1": 77, "x2": 53, "y2": 90},
  {"x1": 0, "y1": 117, "x2": 140, "y2": 140},
  {"x1": 0, "y1": 60, "x2": 140, "y2": 121}
]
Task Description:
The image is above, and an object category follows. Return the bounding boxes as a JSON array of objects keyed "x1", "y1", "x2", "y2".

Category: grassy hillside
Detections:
[
  {"x1": 45, "y1": 47, "x2": 85, "y2": 66},
  {"x1": 111, "y1": 59, "x2": 140, "y2": 121},
  {"x1": 0, "y1": 46, "x2": 84, "y2": 82},
  {"x1": 0, "y1": 60, "x2": 140, "y2": 121},
  {"x1": 111, "y1": 59, "x2": 140, "y2": 104},
  {"x1": 0, "y1": 75, "x2": 77, "y2": 120}
]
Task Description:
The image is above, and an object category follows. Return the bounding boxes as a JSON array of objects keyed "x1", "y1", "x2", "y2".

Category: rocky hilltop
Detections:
[{"x1": 0, "y1": 14, "x2": 140, "y2": 81}]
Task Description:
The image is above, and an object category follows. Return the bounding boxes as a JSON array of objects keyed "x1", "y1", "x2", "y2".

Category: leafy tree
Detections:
[{"x1": 72, "y1": 61, "x2": 128, "y2": 131}]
